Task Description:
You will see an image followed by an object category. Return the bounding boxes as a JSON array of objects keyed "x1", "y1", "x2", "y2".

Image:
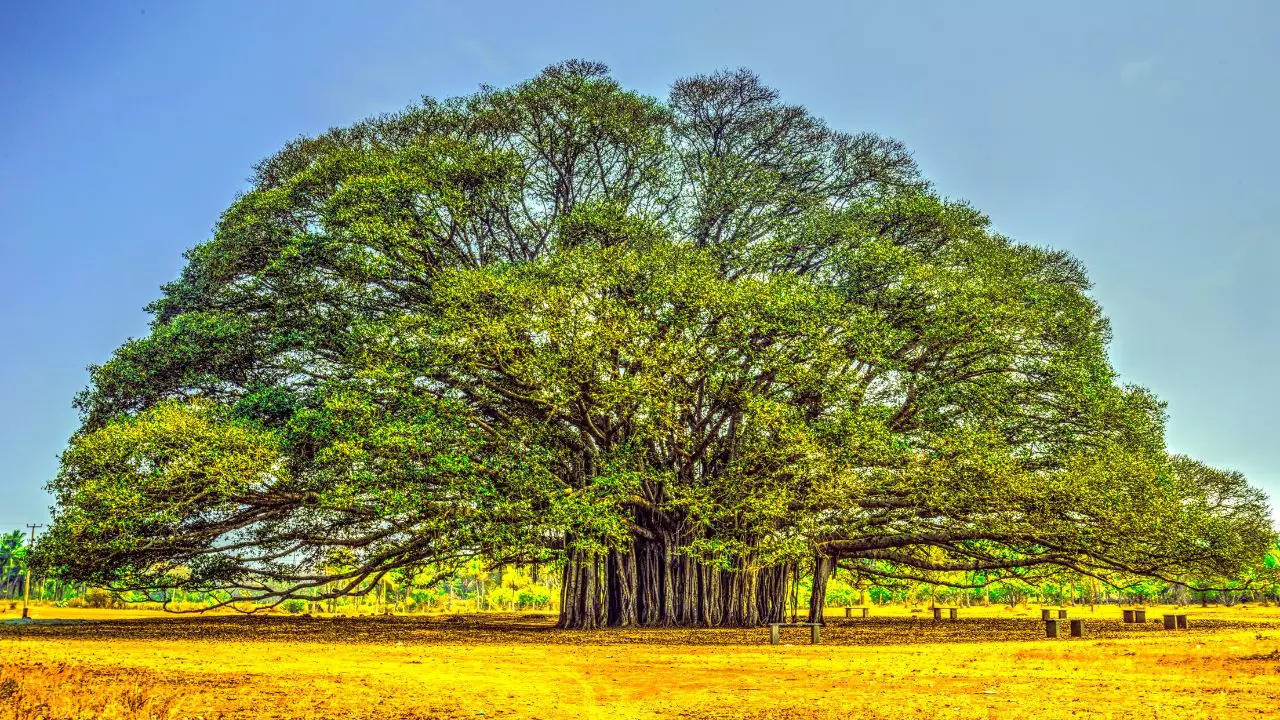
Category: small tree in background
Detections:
[{"x1": 0, "y1": 531, "x2": 24, "y2": 599}]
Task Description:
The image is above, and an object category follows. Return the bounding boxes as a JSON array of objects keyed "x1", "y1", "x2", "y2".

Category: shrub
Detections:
[
  {"x1": 408, "y1": 589, "x2": 442, "y2": 613},
  {"x1": 516, "y1": 584, "x2": 552, "y2": 610},
  {"x1": 282, "y1": 599, "x2": 307, "y2": 614},
  {"x1": 84, "y1": 587, "x2": 115, "y2": 609},
  {"x1": 824, "y1": 579, "x2": 860, "y2": 607},
  {"x1": 487, "y1": 586, "x2": 516, "y2": 611},
  {"x1": 867, "y1": 587, "x2": 895, "y2": 605}
]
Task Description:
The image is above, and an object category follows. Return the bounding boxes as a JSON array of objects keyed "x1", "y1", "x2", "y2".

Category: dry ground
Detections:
[{"x1": 2, "y1": 604, "x2": 1279, "y2": 720}]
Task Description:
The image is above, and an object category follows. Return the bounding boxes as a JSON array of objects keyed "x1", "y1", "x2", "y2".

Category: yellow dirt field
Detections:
[{"x1": 2, "y1": 604, "x2": 1279, "y2": 719}]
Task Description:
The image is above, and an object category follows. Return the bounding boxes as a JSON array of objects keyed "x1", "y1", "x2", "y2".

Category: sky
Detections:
[{"x1": 1, "y1": 1, "x2": 1277, "y2": 531}]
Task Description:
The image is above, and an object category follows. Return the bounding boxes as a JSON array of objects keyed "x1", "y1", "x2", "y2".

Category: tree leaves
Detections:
[{"x1": 39, "y1": 61, "x2": 1275, "y2": 619}]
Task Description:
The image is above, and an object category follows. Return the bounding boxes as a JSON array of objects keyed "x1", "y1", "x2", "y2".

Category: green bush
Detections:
[
  {"x1": 282, "y1": 598, "x2": 307, "y2": 614},
  {"x1": 824, "y1": 579, "x2": 860, "y2": 607},
  {"x1": 486, "y1": 586, "x2": 515, "y2": 610},
  {"x1": 409, "y1": 589, "x2": 442, "y2": 612},
  {"x1": 84, "y1": 587, "x2": 115, "y2": 609},
  {"x1": 517, "y1": 584, "x2": 552, "y2": 610},
  {"x1": 867, "y1": 587, "x2": 894, "y2": 605}
]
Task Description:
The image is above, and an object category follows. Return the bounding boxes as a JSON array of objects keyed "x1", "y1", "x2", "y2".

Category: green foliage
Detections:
[
  {"x1": 0, "y1": 532, "x2": 24, "y2": 585},
  {"x1": 83, "y1": 588, "x2": 116, "y2": 609},
  {"x1": 823, "y1": 578, "x2": 861, "y2": 607},
  {"x1": 37, "y1": 60, "x2": 1275, "y2": 618}
]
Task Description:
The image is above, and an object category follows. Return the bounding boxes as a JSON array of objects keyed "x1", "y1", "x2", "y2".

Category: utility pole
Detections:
[{"x1": 22, "y1": 524, "x2": 42, "y2": 619}]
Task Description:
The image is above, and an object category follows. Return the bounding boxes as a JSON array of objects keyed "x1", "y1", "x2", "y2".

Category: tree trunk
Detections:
[
  {"x1": 558, "y1": 521, "x2": 789, "y2": 628},
  {"x1": 606, "y1": 546, "x2": 638, "y2": 627},
  {"x1": 808, "y1": 554, "x2": 833, "y2": 624},
  {"x1": 559, "y1": 548, "x2": 606, "y2": 629}
]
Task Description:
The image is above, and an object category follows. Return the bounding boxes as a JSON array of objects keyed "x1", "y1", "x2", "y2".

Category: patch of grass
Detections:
[{"x1": 0, "y1": 662, "x2": 178, "y2": 720}]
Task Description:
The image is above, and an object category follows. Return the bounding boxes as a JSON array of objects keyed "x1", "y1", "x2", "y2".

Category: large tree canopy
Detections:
[{"x1": 41, "y1": 61, "x2": 1274, "y2": 627}]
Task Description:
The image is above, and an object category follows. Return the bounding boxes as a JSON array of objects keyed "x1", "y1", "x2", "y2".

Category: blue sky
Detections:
[{"x1": 1, "y1": 1, "x2": 1277, "y2": 529}]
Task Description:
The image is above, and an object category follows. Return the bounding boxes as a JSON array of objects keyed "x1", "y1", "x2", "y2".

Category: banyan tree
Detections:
[{"x1": 40, "y1": 61, "x2": 1275, "y2": 628}]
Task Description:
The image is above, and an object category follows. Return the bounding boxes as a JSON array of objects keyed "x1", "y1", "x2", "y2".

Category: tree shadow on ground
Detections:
[{"x1": 3, "y1": 612, "x2": 1274, "y2": 647}]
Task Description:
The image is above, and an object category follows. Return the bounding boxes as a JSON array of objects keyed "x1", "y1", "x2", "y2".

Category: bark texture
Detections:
[
  {"x1": 807, "y1": 554, "x2": 834, "y2": 623},
  {"x1": 559, "y1": 536, "x2": 791, "y2": 628}
]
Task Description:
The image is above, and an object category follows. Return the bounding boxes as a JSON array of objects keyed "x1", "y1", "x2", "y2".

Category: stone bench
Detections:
[
  {"x1": 931, "y1": 607, "x2": 959, "y2": 621},
  {"x1": 770, "y1": 622, "x2": 821, "y2": 645},
  {"x1": 1040, "y1": 608, "x2": 1068, "y2": 620},
  {"x1": 1162, "y1": 613, "x2": 1188, "y2": 630},
  {"x1": 1044, "y1": 618, "x2": 1086, "y2": 637},
  {"x1": 1122, "y1": 609, "x2": 1148, "y2": 623},
  {"x1": 843, "y1": 606, "x2": 869, "y2": 618}
]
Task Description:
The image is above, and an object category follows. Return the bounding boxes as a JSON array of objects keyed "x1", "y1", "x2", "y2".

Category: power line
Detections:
[{"x1": 22, "y1": 524, "x2": 42, "y2": 620}]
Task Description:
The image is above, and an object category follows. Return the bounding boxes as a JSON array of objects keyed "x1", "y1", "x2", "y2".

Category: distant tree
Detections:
[
  {"x1": 0, "y1": 531, "x2": 24, "y2": 598},
  {"x1": 1264, "y1": 543, "x2": 1280, "y2": 602}
]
